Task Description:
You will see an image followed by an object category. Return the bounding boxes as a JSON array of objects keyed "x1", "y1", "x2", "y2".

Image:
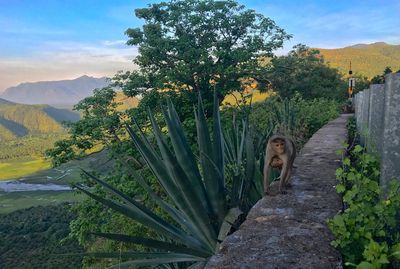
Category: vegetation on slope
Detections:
[
  {"x1": 318, "y1": 42, "x2": 400, "y2": 78},
  {"x1": 0, "y1": 204, "x2": 83, "y2": 269},
  {"x1": 0, "y1": 100, "x2": 79, "y2": 139}
]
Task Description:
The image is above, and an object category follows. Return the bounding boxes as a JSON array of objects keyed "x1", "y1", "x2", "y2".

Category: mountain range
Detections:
[
  {"x1": 0, "y1": 75, "x2": 110, "y2": 106},
  {"x1": 0, "y1": 98, "x2": 79, "y2": 141},
  {"x1": 317, "y1": 42, "x2": 400, "y2": 78}
]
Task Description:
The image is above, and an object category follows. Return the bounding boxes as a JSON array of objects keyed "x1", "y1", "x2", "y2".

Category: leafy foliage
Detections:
[
  {"x1": 114, "y1": 0, "x2": 291, "y2": 116},
  {"x1": 266, "y1": 44, "x2": 347, "y2": 100},
  {"x1": 329, "y1": 144, "x2": 400, "y2": 269},
  {"x1": 245, "y1": 94, "x2": 340, "y2": 148},
  {"x1": 45, "y1": 87, "x2": 127, "y2": 166},
  {"x1": 370, "y1": 66, "x2": 393, "y2": 84},
  {"x1": 0, "y1": 204, "x2": 83, "y2": 269}
]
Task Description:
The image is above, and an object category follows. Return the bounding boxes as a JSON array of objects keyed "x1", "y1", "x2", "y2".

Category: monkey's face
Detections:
[{"x1": 272, "y1": 140, "x2": 285, "y2": 154}]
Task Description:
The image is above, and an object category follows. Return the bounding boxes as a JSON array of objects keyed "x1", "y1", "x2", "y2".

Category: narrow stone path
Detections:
[{"x1": 206, "y1": 114, "x2": 352, "y2": 269}]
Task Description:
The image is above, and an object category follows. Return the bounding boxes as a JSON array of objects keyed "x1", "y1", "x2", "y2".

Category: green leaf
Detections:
[
  {"x1": 148, "y1": 106, "x2": 218, "y2": 249},
  {"x1": 158, "y1": 103, "x2": 212, "y2": 214},
  {"x1": 356, "y1": 261, "x2": 374, "y2": 269},
  {"x1": 92, "y1": 232, "x2": 210, "y2": 257},
  {"x1": 335, "y1": 184, "x2": 346, "y2": 193},
  {"x1": 390, "y1": 243, "x2": 400, "y2": 259},
  {"x1": 195, "y1": 93, "x2": 226, "y2": 225},
  {"x1": 217, "y1": 207, "x2": 243, "y2": 242},
  {"x1": 126, "y1": 123, "x2": 216, "y2": 250},
  {"x1": 73, "y1": 184, "x2": 201, "y2": 250},
  {"x1": 354, "y1": 145, "x2": 363, "y2": 153},
  {"x1": 343, "y1": 158, "x2": 351, "y2": 166},
  {"x1": 187, "y1": 261, "x2": 207, "y2": 269},
  {"x1": 107, "y1": 256, "x2": 206, "y2": 269},
  {"x1": 124, "y1": 164, "x2": 206, "y2": 244}
]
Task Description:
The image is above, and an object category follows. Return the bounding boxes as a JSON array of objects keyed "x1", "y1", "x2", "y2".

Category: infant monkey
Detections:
[
  {"x1": 263, "y1": 135, "x2": 296, "y2": 194},
  {"x1": 270, "y1": 155, "x2": 284, "y2": 169}
]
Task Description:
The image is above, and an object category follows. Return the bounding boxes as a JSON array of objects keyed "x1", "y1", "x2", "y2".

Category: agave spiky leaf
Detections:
[
  {"x1": 145, "y1": 107, "x2": 217, "y2": 249},
  {"x1": 127, "y1": 127, "x2": 217, "y2": 252},
  {"x1": 195, "y1": 93, "x2": 227, "y2": 225},
  {"x1": 123, "y1": 163, "x2": 207, "y2": 241},
  {"x1": 92, "y1": 232, "x2": 209, "y2": 257},
  {"x1": 73, "y1": 182, "x2": 205, "y2": 252}
]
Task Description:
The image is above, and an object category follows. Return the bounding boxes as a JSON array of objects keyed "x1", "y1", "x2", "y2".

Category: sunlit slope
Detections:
[
  {"x1": 0, "y1": 98, "x2": 79, "y2": 140},
  {"x1": 223, "y1": 90, "x2": 272, "y2": 106},
  {"x1": 317, "y1": 42, "x2": 400, "y2": 78},
  {"x1": 115, "y1": 91, "x2": 140, "y2": 111}
]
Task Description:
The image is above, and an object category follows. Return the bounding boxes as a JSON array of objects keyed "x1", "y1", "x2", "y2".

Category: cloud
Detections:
[
  {"x1": 0, "y1": 41, "x2": 139, "y2": 91},
  {"x1": 256, "y1": 0, "x2": 400, "y2": 50},
  {"x1": 101, "y1": 40, "x2": 127, "y2": 46}
]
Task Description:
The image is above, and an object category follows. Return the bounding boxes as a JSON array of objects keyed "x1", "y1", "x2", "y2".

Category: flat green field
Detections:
[
  {"x1": 0, "y1": 158, "x2": 51, "y2": 180},
  {"x1": 0, "y1": 190, "x2": 83, "y2": 214},
  {"x1": 0, "y1": 150, "x2": 112, "y2": 184},
  {"x1": 0, "y1": 150, "x2": 112, "y2": 214}
]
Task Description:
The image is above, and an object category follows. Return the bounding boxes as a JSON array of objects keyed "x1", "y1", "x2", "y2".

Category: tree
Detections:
[
  {"x1": 114, "y1": 0, "x2": 291, "y2": 118},
  {"x1": 46, "y1": 87, "x2": 126, "y2": 166},
  {"x1": 371, "y1": 66, "x2": 393, "y2": 84},
  {"x1": 266, "y1": 44, "x2": 347, "y2": 100},
  {"x1": 352, "y1": 74, "x2": 370, "y2": 95}
]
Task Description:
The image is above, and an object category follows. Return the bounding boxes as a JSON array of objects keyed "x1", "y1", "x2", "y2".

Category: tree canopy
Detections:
[
  {"x1": 266, "y1": 44, "x2": 347, "y2": 100},
  {"x1": 114, "y1": 0, "x2": 291, "y2": 116},
  {"x1": 370, "y1": 66, "x2": 393, "y2": 84}
]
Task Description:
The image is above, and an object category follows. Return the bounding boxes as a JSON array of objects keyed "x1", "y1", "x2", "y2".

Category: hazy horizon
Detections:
[{"x1": 1, "y1": 0, "x2": 399, "y2": 91}]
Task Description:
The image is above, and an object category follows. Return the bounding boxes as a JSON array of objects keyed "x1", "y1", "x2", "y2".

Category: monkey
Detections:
[
  {"x1": 270, "y1": 155, "x2": 284, "y2": 170},
  {"x1": 263, "y1": 135, "x2": 296, "y2": 195}
]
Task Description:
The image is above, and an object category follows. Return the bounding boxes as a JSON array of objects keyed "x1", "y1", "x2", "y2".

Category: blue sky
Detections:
[{"x1": 0, "y1": 0, "x2": 399, "y2": 91}]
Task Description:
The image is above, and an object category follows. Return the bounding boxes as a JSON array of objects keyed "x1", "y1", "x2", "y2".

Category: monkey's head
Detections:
[
  {"x1": 270, "y1": 156, "x2": 283, "y2": 168},
  {"x1": 271, "y1": 138, "x2": 286, "y2": 154}
]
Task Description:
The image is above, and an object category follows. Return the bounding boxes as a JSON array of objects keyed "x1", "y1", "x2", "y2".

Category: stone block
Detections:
[
  {"x1": 367, "y1": 84, "x2": 385, "y2": 157},
  {"x1": 360, "y1": 89, "x2": 371, "y2": 146},
  {"x1": 355, "y1": 92, "x2": 363, "y2": 134},
  {"x1": 381, "y1": 73, "x2": 400, "y2": 192}
]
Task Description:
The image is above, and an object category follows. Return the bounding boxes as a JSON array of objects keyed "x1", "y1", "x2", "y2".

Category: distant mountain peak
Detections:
[
  {"x1": 0, "y1": 76, "x2": 110, "y2": 106},
  {"x1": 0, "y1": 98, "x2": 14, "y2": 104},
  {"x1": 346, "y1": 42, "x2": 389, "y2": 49}
]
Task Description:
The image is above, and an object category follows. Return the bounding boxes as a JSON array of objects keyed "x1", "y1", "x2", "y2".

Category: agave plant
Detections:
[
  {"x1": 223, "y1": 117, "x2": 268, "y2": 211},
  {"x1": 270, "y1": 97, "x2": 297, "y2": 136},
  {"x1": 73, "y1": 92, "x2": 263, "y2": 268}
]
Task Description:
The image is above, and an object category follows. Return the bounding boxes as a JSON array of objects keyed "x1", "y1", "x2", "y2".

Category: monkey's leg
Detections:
[
  {"x1": 263, "y1": 163, "x2": 272, "y2": 195},
  {"x1": 278, "y1": 165, "x2": 289, "y2": 194}
]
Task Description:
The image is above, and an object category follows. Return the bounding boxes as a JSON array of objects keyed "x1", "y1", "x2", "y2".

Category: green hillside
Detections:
[
  {"x1": 317, "y1": 42, "x2": 400, "y2": 78},
  {"x1": 0, "y1": 98, "x2": 79, "y2": 140}
]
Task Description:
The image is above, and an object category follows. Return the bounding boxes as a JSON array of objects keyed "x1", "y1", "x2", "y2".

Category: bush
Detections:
[{"x1": 329, "y1": 145, "x2": 400, "y2": 268}]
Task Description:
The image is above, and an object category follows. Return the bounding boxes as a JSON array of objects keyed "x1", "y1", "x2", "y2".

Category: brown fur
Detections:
[{"x1": 263, "y1": 135, "x2": 296, "y2": 194}]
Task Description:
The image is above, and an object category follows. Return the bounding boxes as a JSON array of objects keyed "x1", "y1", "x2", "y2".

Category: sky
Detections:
[{"x1": 0, "y1": 0, "x2": 399, "y2": 92}]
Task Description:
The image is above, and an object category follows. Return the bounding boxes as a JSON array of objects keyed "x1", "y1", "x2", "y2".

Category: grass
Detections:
[
  {"x1": 0, "y1": 151, "x2": 113, "y2": 214},
  {"x1": 0, "y1": 190, "x2": 84, "y2": 214},
  {"x1": 0, "y1": 150, "x2": 112, "y2": 184},
  {"x1": 0, "y1": 158, "x2": 51, "y2": 180}
]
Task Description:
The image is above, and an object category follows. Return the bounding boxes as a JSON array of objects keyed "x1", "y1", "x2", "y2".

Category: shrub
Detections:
[{"x1": 329, "y1": 145, "x2": 400, "y2": 268}]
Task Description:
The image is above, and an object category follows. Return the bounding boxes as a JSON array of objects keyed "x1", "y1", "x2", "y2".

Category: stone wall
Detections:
[
  {"x1": 205, "y1": 115, "x2": 351, "y2": 269},
  {"x1": 354, "y1": 73, "x2": 400, "y2": 193}
]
